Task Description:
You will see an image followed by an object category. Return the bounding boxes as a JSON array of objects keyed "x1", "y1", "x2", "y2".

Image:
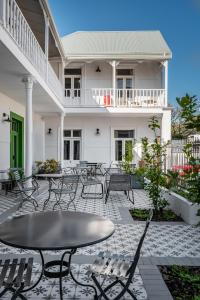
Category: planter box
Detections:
[{"x1": 163, "y1": 190, "x2": 200, "y2": 225}]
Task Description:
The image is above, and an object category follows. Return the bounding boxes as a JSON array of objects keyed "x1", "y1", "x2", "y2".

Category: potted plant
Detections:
[
  {"x1": 121, "y1": 142, "x2": 144, "y2": 189},
  {"x1": 36, "y1": 159, "x2": 61, "y2": 174}
]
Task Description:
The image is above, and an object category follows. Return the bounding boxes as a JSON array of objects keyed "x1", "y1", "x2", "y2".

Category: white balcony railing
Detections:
[
  {"x1": 0, "y1": 0, "x2": 63, "y2": 103},
  {"x1": 64, "y1": 88, "x2": 166, "y2": 108}
]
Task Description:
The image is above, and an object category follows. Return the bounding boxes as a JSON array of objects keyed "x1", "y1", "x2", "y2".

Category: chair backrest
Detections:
[
  {"x1": 109, "y1": 174, "x2": 131, "y2": 191},
  {"x1": 11, "y1": 170, "x2": 24, "y2": 191},
  {"x1": 127, "y1": 209, "x2": 153, "y2": 278},
  {"x1": 61, "y1": 174, "x2": 79, "y2": 193},
  {"x1": 11, "y1": 170, "x2": 21, "y2": 181}
]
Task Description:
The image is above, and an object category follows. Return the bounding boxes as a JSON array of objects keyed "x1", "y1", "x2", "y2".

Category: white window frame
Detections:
[
  {"x1": 63, "y1": 129, "x2": 82, "y2": 162},
  {"x1": 116, "y1": 68, "x2": 135, "y2": 89},
  {"x1": 111, "y1": 127, "x2": 136, "y2": 163}
]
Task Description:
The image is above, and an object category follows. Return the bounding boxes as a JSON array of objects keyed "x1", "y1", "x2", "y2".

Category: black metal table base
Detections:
[
  {"x1": 44, "y1": 260, "x2": 69, "y2": 278},
  {"x1": 0, "y1": 249, "x2": 97, "y2": 300}
]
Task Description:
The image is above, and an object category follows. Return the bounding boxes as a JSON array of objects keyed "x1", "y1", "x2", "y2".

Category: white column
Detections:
[
  {"x1": 163, "y1": 61, "x2": 168, "y2": 107},
  {"x1": 60, "y1": 113, "x2": 65, "y2": 168},
  {"x1": 22, "y1": 75, "x2": 34, "y2": 177},
  {"x1": 109, "y1": 61, "x2": 119, "y2": 107}
]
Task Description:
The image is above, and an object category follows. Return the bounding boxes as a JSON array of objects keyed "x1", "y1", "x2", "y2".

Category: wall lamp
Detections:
[
  {"x1": 96, "y1": 66, "x2": 101, "y2": 73},
  {"x1": 47, "y1": 128, "x2": 52, "y2": 135},
  {"x1": 96, "y1": 128, "x2": 100, "y2": 135},
  {"x1": 2, "y1": 113, "x2": 11, "y2": 123}
]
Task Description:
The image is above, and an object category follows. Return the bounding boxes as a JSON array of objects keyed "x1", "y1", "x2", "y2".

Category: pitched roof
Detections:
[{"x1": 61, "y1": 31, "x2": 172, "y2": 60}]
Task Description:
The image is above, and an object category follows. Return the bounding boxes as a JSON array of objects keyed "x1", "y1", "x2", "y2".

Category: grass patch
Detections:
[
  {"x1": 130, "y1": 208, "x2": 183, "y2": 221},
  {"x1": 159, "y1": 265, "x2": 200, "y2": 300}
]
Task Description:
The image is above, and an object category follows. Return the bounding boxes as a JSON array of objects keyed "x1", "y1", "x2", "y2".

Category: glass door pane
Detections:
[
  {"x1": 126, "y1": 78, "x2": 133, "y2": 98},
  {"x1": 126, "y1": 78, "x2": 133, "y2": 89},
  {"x1": 125, "y1": 140, "x2": 133, "y2": 161},
  {"x1": 117, "y1": 78, "x2": 123, "y2": 101},
  {"x1": 64, "y1": 140, "x2": 70, "y2": 160},
  {"x1": 115, "y1": 140, "x2": 123, "y2": 161},
  {"x1": 65, "y1": 78, "x2": 71, "y2": 97},
  {"x1": 117, "y1": 78, "x2": 123, "y2": 89},
  {"x1": 74, "y1": 77, "x2": 81, "y2": 97},
  {"x1": 73, "y1": 140, "x2": 80, "y2": 160}
]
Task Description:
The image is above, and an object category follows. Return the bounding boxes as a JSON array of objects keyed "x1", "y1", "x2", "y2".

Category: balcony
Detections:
[
  {"x1": 0, "y1": 0, "x2": 63, "y2": 103},
  {"x1": 64, "y1": 88, "x2": 166, "y2": 108}
]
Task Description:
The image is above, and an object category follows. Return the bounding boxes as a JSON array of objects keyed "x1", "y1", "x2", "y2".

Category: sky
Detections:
[{"x1": 48, "y1": 0, "x2": 200, "y2": 106}]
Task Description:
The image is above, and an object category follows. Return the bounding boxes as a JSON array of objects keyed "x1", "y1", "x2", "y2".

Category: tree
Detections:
[
  {"x1": 176, "y1": 94, "x2": 200, "y2": 206},
  {"x1": 142, "y1": 117, "x2": 169, "y2": 217},
  {"x1": 176, "y1": 94, "x2": 200, "y2": 133}
]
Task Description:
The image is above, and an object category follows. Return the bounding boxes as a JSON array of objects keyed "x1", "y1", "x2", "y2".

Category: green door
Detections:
[{"x1": 10, "y1": 112, "x2": 24, "y2": 168}]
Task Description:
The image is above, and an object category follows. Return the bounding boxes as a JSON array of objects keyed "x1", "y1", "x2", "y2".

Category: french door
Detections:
[
  {"x1": 116, "y1": 77, "x2": 134, "y2": 101},
  {"x1": 63, "y1": 130, "x2": 81, "y2": 163},
  {"x1": 65, "y1": 76, "x2": 81, "y2": 98},
  {"x1": 114, "y1": 130, "x2": 135, "y2": 162},
  {"x1": 10, "y1": 112, "x2": 24, "y2": 168}
]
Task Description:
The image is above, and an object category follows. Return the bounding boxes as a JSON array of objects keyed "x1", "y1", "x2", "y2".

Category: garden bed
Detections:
[
  {"x1": 130, "y1": 208, "x2": 183, "y2": 222},
  {"x1": 159, "y1": 265, "x2": 200, "y2": 300},
  {"x1": 164, "y1": 190, "x2": 200, "y2": 225}
]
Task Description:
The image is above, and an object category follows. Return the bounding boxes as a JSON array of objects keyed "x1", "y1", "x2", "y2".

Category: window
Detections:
[
  {"x1": 63, "y1": 130, "x2": 81, "y2": 161},
  {"x1": 114, "y1": 130, "x2": 135, "y2": 161},
  {"x1": 64, "y1": 130, "x2": 71, "y2": 137},
  {"x1": 116, "y1": 69, "x2": 133, "y2": 76},
  {"x1": 64, "y1": 68, "x2": 81, "y2": 75},
  {"x1": 114, "y1": 130, "x2": 134, "y2": 139}
]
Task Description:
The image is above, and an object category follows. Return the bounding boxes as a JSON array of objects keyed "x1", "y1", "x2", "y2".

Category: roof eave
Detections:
[{"x1": 65, "y1": 53, "x2": 172, "y2": 61}]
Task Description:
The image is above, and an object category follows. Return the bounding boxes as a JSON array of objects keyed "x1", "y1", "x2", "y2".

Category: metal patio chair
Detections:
[
  {"x1": 11, "y1": 169, "x2": 39, "y2": 195},
  {"x1": 0, "y1": 257, "x2": 34, "y2": 300},
  {"x1": 51, "y1": 174, "x2": 79, "y2": 210},
  {"x1": 105, "y1": 174, "x2": 134, "y2": 204},
  {"x1": 12, "y1": 170, "x2": 38, "y2": 210},
  {"x1": 87, "y1": 210, "x2": 153, "y2": 300},
  {"x1": 104, "y1": 167, "x2": 123, "y2": 193},
  {"x1": 78, "y1": 167, "x2": 104, "y2": 199}
]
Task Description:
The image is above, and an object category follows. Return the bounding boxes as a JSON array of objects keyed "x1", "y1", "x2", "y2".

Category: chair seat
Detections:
[
  {"x1": 87, "y1": 252, "x2": 132, "y2": 279},
  {"x1": 21, "y1": 187, "x2": 36, "y2": 192},
  {"x1": 109, "y1": 183, "x2": 131, "y2": 191},
  {"x1": 83, "y1": 178, "x2": 102, "y2": 185},
  {"x1": 51, "y1": 188, "x2": 75, "y2": 194}
]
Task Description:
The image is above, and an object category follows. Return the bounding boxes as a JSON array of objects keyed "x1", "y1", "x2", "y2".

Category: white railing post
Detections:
[
  {"x1": 0, "y1": 0, "x2": 6, "y2": 26},
  {"x1": 44, "y1": 14, "x2": 49, "y2": 81}
]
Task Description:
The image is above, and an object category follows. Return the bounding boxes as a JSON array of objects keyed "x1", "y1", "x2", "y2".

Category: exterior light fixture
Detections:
[
  {"x1": 2, "y1": 113, "x2": 11, "y2": 123},
  {"x1": 96, "y1": 128, "x2": 100, "y2": 135},
  {"x1": 96, "y1": 66, "x2": 101, "y2": 73},
  {"x1": 47, "y1": 128, "x2": 52, "y2": 135}
]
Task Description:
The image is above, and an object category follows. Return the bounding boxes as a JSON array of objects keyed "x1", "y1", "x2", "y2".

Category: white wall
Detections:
[
  {"x1": 0, "y1": 92, "x2": 45, "y2": 172},
  {"x1": 161, "y1": 109, "x2": 172, "y2": 142},
  {"x1": 78, "y1": 61, "x2": 162, "y2": 89},
  {"x1": 44, "y1": 115, "x2": 161, "y2": 166},
  {"x1": 44, "y1": 116, "x2": 60, "y2": 160}
]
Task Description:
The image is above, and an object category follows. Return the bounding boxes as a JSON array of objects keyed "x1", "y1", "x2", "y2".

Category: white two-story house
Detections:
[
  {"x1": 0, "y1": 0, "x2": 172, "y2": 176},
  {"x1": 58, "y1": 31, "x2": 172, "y2": 166}
]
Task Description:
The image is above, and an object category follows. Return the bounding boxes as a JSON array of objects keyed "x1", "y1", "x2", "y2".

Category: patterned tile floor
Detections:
[{"x1": 0, "y1": 178, "x2": 200, "y2": 299}]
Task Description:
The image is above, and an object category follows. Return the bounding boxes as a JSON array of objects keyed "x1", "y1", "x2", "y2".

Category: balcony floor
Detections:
[{"x1": 0, "y1": 179, "x2": 199, "y2": 299}]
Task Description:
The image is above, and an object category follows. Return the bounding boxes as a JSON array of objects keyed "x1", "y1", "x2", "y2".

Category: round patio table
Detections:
[{"x1": 0, "y1": 211, "x2": 115, "y2": 299}]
